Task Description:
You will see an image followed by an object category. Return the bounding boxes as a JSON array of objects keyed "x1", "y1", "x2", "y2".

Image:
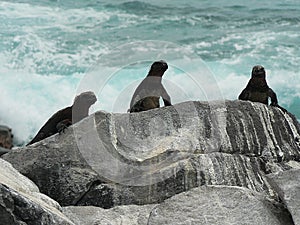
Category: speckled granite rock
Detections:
[
  {"x1": 147, "y1": 185, "x2": 293, "y2": 225},
  {"x1": 63, "y1": 204, "x2": 156, "y2": 225},
  {"x1": 267, "y1": 169, "x2": 300, "y2": 225}
]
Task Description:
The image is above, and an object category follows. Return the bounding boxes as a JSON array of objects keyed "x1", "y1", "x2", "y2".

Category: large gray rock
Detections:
[
  {"x1": 147, "y1": 185, "x2": 293, "y2": 225},
  {"x1": 63, "y1": 204, "x2": 156, "y2": 225},
  {"x1": 76, "y1": 152, "x2": 278, "y2": 207},
  {"x1": 63, "y1": 186, "x2": 294, "y2": 225},
  {"x1": 2, "y1": 100, "x2": 300, "y2": 208},
  {"x1": 0, "y1": 158, "x2": 74, "y2": 225},
  {"x1": 267, "y1": 169, "x2": 300, "y2": 225},
  {"x1": 2, "y1": 132, "x2": 100, "y2": 206},
  {"x1": 0, "y1": 146, "x2": 9, "y2": 156}
]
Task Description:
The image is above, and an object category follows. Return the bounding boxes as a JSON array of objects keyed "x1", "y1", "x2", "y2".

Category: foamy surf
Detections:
[{"x1": 1, "y1": 0, "x2": 299, "y2": 145}]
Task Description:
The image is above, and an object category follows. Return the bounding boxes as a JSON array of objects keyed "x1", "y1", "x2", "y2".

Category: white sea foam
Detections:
[{"x1": 0, "y1": 68, "x2": 80, "y2": 145}]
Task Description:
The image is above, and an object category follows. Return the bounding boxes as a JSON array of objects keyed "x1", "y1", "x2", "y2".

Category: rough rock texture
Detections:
[
  {"x1": 0, "y1": 125, "x2": 13, "y2": 150},
  {"x1": 267, "y1": 169, "x2": 300, "y2": 225},
  {"x1": 2, "y1": 100, "x2": 300, "y2": 214},
  {"x1": 76, "y1": 152, "x2": 278, "y2": 207},
  {"x1": 62, "y1": 186, "x2": 294, "y2": 225},
  {"x1": 63, "y1": 204, "x2": 156, "y2": 225},
  {"x1": 0, "y1": 158, "x2": 74, "y2": 225},
  {"x1": 0, "y1": 146, "x2": 9, "y2": 156},
  {"x1": 147, "y1": 185, "x2": 293, "y2": 225},
  {"x1": 2, "y1": 131, "x2": 100, "y2": 206}
]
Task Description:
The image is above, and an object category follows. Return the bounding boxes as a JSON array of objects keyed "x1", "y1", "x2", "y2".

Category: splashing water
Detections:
[{"x1": 0, "y1": 0, "x2": 299, "y2": 145}]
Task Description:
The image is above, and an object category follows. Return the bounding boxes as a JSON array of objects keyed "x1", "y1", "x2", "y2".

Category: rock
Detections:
[
  {"x1": 63, "y1": 204, "x2": 156, "y2": 225},
  {"x1": 2, "y1": 127, "x2": 100, "y2": 206},
  {"x1": 0, "y1": 125, "x2": 13, "y2": 150},
  {"x1": 147, "y1": 185, "x2": 293, "y2": 225},
  {"x1": 267, "y1": 169, "x2": 300, "y2": 225},
  {"x1": 0, "y1": 158, "x2": 74, "y2": 225},
  {"x1": 76, "y1": 152, "x2": 278, "y2": 207},
  {"x1": 0, "y1": 146, "x2": 9, "y2": 156},
  {"x1": 62, "y1": 186, "x2": 294, "y2": 225},
  {"x1": 2, "y1": 100, "x2": 300, "y2": 208}
]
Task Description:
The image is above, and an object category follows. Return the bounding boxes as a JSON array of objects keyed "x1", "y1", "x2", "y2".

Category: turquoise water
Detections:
[{"x1": 0, "y1": 0, "x2": 299, "y2": 144}]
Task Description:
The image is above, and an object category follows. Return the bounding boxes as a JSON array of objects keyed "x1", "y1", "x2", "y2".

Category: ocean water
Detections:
[{"x1": 0, "y1": 0, "x2": 299, "y2": 145}]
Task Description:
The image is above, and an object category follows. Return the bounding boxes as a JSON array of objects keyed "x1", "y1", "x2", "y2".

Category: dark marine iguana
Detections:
[
  {"x1": 239, "y1": 65, "x2": 286, "y2": 112},
  {"x1": 129, "y1": 60, "x2": 172, "y2": 113},
  {"x1": 27, "y1": 91, "x2": 97, "y2": 145}
]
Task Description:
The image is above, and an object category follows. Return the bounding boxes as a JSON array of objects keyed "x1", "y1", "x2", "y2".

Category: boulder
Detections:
[
  {"x1": 0, "y1": 125, "x2": 13, "y2": 150},
  {"x1": 2, "y1": 100, "x2": 300, "y2": 209},
  {"x1": 0, "y1": 158, "x2": 74, "y2": 225},
  {"x1": 63, "y1": 204, "x2": 156, "y2": 225},
  {"x1": 2, "y1": 129, "x2": 100, "y2": 206},
  {"x1": 62, "y1": 186, "x2": 294, "y2": 225},
  {"x1": 75, "y1": 152, "x2": 278, "y2": 207},
  {"x1": 267, "y1": 169, "x2": 300, "y2": 225},
  {"x1": 0, "y1": 147, "x2": 9, "y2": 156},
  {"x1": 147, "y1": 185, "x2": 293, "y2": 225}
]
